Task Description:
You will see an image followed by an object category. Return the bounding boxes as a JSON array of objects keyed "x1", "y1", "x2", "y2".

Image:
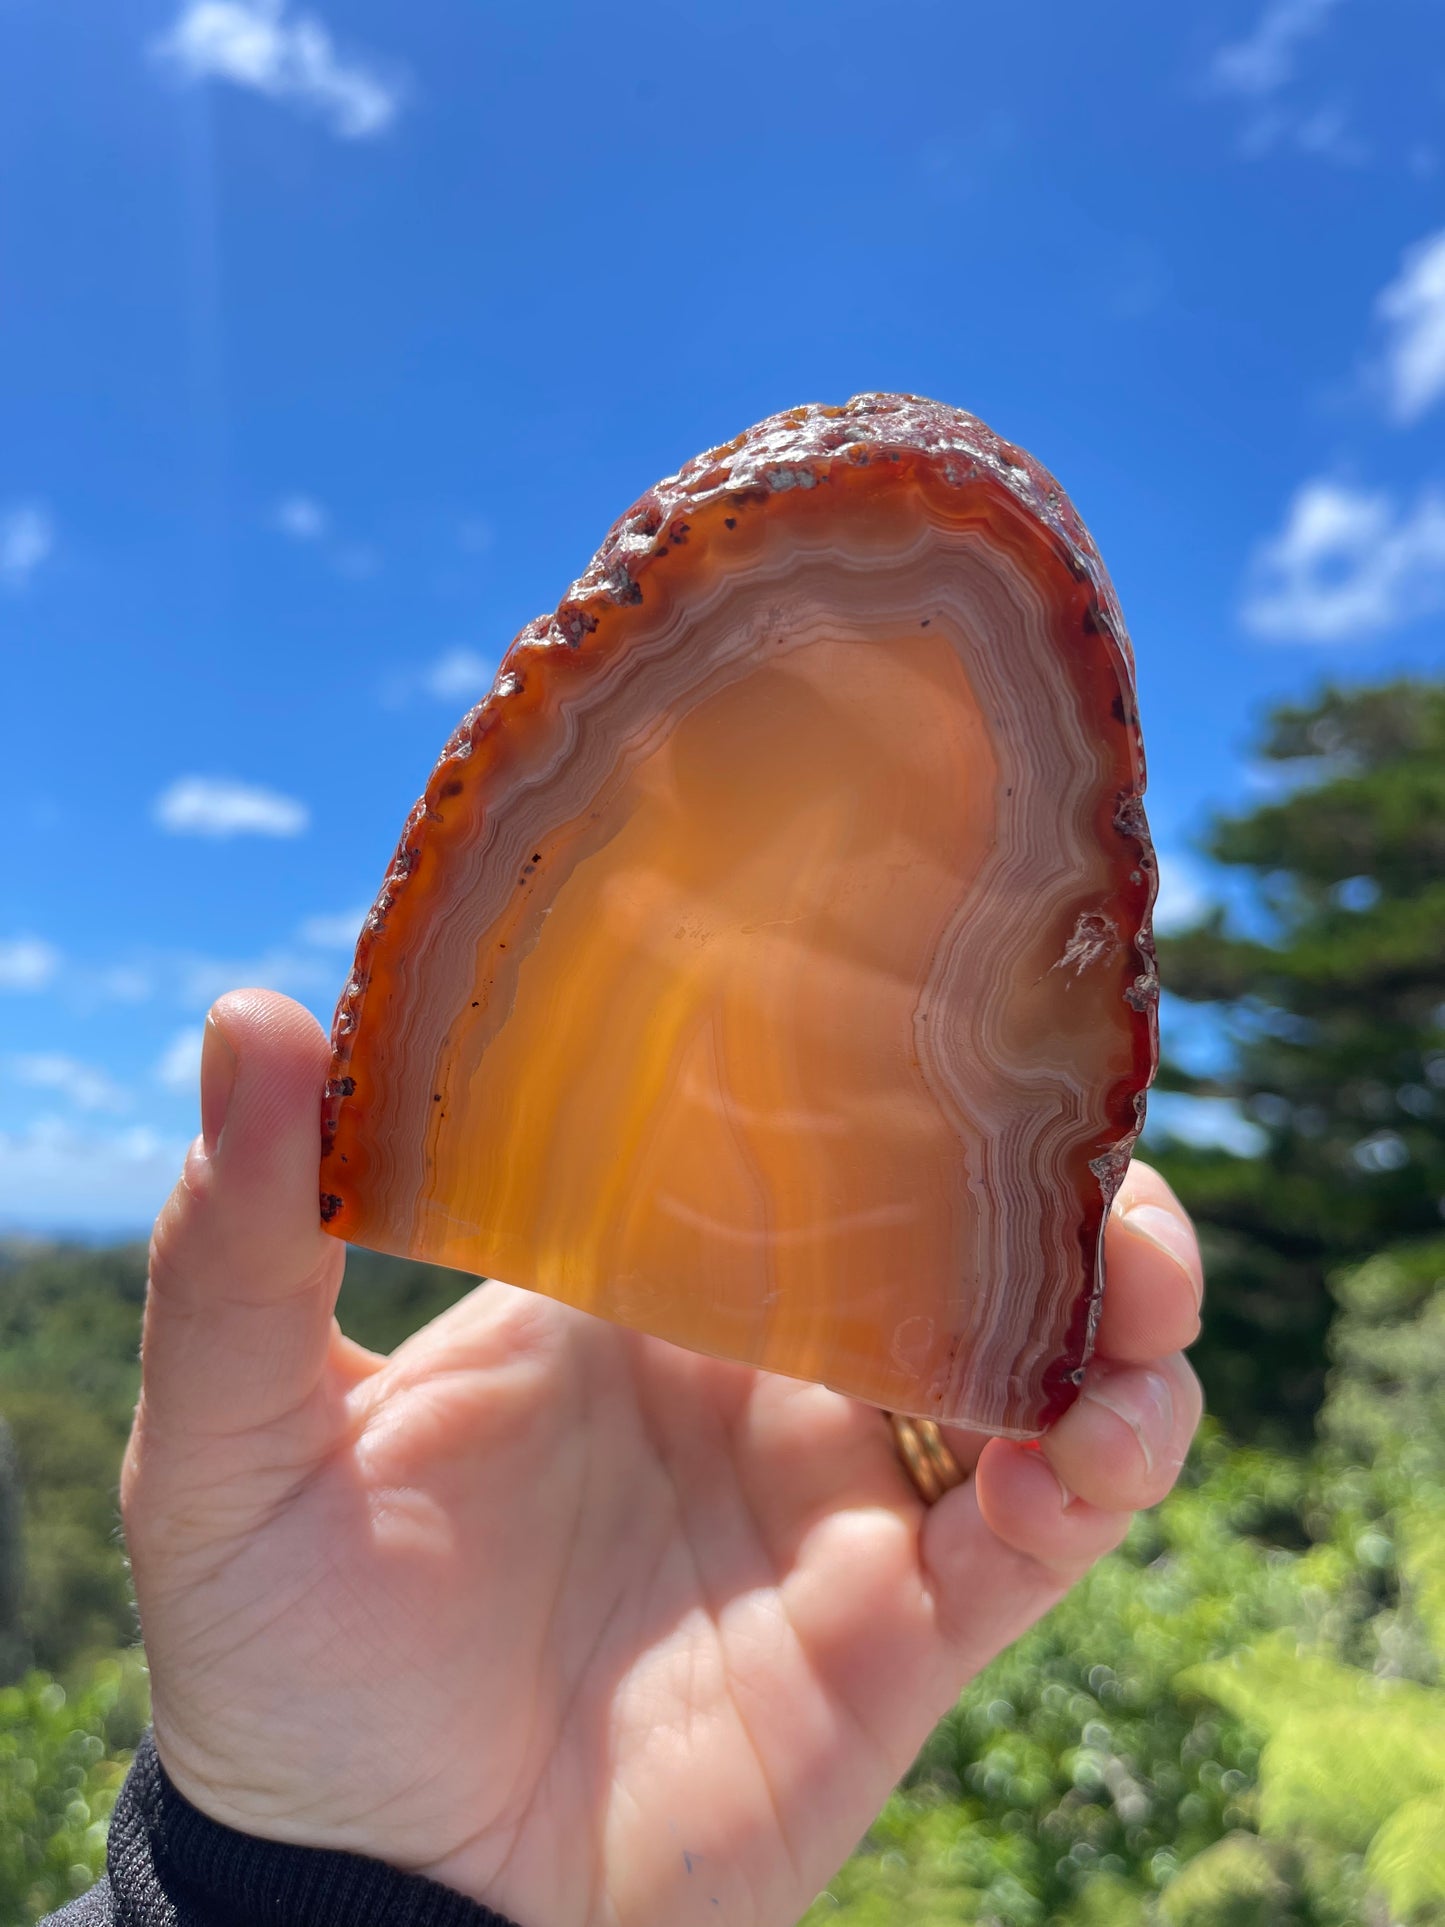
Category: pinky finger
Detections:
[{"x1": 974, "y1": 1438, "x2": 1134, "y2": 1578}]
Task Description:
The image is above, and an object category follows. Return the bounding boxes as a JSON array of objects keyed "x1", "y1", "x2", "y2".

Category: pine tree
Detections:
[{"x1": 1152, "y1": 680, "x2": 1445, "y2": 1440}]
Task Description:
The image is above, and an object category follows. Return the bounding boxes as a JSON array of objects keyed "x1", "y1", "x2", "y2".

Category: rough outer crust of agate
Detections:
[{"x1": 320, "y1": 394, "x2": 1158, "y2": 1437}]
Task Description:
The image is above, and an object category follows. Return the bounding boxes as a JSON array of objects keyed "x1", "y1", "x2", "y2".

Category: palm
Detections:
[{"x1": 143, "y1": 1278, "x2": 1005, "y2": 1927}]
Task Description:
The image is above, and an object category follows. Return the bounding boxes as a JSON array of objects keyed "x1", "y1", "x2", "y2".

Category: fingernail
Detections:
[
  {"x1": 1123, "y1": 1202, "x2": 1204, "y2": 1310},
  {"x1": 200, "y1": 1014, "x2": 238, "y2": 1156},
  {"x1": 1081, "y1": 1368, "x2": 1174, "y2": 1479}
]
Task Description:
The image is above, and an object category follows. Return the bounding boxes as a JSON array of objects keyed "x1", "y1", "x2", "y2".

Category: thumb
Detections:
[{"x1": 133, "y1": 989, "x2": 346, "y2": 1475}]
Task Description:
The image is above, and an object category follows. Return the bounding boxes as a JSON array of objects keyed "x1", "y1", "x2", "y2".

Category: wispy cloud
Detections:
[
  {"x1": 272, "y1": 493, "x2": 329, "y2": 539},
  {"x1": 10, "y1": 1054, "x2": 128, "y2": 1114},
  {"x1": 1241, "y1": 477, "x2": 1445, "y2": 641},
  {"x1": 155, "y1": 1029, "x2": 205, "y2": 1093},
  {"x1": 297, "y1": 906, "x2": 369, "y2": 948},
  {"x1": 331, "y1": 543, "x2": 379, "y2": 580},
  {"x1": 0, "y1": 503, "x2": 54, "y2": 588},
  {"x1": 0, "y1": 1118, "x2": 189, "y2": 1234},
  {"x1": 423, "y1": 648, "x2": 495, "y2": 702},
  {"x1": 268, "y1": 494, "x2": 379, "y2": 577},
  {"x1": 1208, "y1": 0, "x2": 1362, "y2": 166},
  {"x1": 151, "y1": 0, "x2": 403, "y2": 140},
  {"x1": 1374, "y1": 228, "x2": 1445, "y2": 425},
  {"x1": 380, "y1": 646, "x2": 499, "y2": 709},
  {"x1": 1210, "y1": 0, "x2": 1342, "y2": 98},
  {"x1": 153, "y1": 776, "x2": 310, "y2": 838},
  {"x1": 0, "y1": 937, "x2": 61, "y2": 992},
  {"x1": 1292, "y1": 105, "x2": 1367, "y2": 167},
  {"x1": 94, "y1": 966, "x2": 154, "y2": 1004},
  {"x1": 176, "y1": 948, "x2": 333, "y2": 1010},
  {"x1": 1236, "y1": 104, "x2": 1366, "y2": 166}
]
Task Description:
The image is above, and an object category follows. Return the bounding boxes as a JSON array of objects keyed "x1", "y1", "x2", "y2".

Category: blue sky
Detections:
[{"x1": 2, "y1": 0, "x2": 1444, "y2": 1233}]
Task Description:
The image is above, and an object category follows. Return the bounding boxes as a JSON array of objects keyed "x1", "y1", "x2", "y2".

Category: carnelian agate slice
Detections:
[{"x1": 321, "y1": 394, "x2": 1157, "y2": 1436}]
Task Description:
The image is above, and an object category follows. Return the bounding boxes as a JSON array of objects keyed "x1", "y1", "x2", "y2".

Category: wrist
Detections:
[{"x1": 110, "y1": 1731, "x2": 523, "y2": 1927}]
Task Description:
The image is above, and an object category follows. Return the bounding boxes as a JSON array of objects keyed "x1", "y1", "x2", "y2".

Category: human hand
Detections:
[{"x1": 123, "y1": 988, "x2": 1204, "y2": 1927}]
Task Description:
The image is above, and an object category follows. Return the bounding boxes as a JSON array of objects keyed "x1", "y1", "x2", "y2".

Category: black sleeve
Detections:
[{"x1": 42, "y1": 1731, "x2": 524, "y2": 1927}]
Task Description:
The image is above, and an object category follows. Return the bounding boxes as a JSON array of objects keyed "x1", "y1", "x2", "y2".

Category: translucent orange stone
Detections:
[{"x1": 321, "y1": 395, "x2": 1157, "y2": 1436}]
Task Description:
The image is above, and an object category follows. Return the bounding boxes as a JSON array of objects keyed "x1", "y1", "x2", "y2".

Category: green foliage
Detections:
[
  {"x1": 1152, "y1": 680, "x2": 1445, "y2": 1441},
  {"x1": 333, "y1": 1246, "x2": 474, "y2": 1354},
  {"x1": 0, "y1": 1651, "x2": 148, "y2": 1925},
  {"x1": 0, "y1": 1239, "x2": 473, "y2": 1679},
  {"x1": 1155, "y1": 1835, "x2": 1306, "y2": 1927},
  {"x1": 1401, "y1": 1510, "x2": 1445, "y2": 1662},
  {"x1": 0, "y1": 1244, "x2": 146, "y2": 1675},
  {"x1": 807, "y1": 1433, "x2": 1320, "y2": 1924},
  {"x1": 1183, "y1": 1639, "x2": 1445, "y2": 1853},
  {"x1": 0, "y1": 1420, "x2": 25, "y2": 1682},
  {"x1": 1366, "y1": 1795, "x2": 1445, "y2": 1925},
  {"x1": 1179, "y1": 1519, "x2": 1445, "y2": 1923},
  {"x1": 1170, "y1": 1243, "x2": 1445, "y2": 1927},
  {"x1": 1317, "y1": 1236, "x2": 1445, "y2": 1514},
  {"x1": 808, "y1": 1202, "x2": 1445, "y2": 1925}
]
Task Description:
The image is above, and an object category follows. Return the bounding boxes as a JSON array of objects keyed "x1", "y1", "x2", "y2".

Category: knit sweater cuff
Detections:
[{"x1": 101, "y1": 1729, "x2": 523, "y2": 1927}]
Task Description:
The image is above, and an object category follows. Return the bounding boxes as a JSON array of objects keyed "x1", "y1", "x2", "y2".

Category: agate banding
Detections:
[{"x1": 321, "y1": 393, "x2": 1157, "y2": 1436}]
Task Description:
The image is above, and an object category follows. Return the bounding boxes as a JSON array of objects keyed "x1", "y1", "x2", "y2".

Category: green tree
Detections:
[
  {"x1": 0, "y1": 1420, "x2": 26, "y2": 1683},
  {"x1": 0, "y1": 1244, "x2": 147, "y2": 1673},
  {"x1": 1152, "y1": 680, "x2": 1445, "y2": 1440}
]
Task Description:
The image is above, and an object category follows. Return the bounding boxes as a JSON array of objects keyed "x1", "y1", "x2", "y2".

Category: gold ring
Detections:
[{"x1": 889, "y1": 1414, "x2": 966, "y2": 1505}]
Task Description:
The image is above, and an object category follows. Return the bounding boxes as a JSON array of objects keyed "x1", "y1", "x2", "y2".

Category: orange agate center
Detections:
[{"x1": 424, "y1": 622, "x2": 997, "y2": 1403}]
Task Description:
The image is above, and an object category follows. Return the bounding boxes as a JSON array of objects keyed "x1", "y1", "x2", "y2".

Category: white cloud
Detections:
[
  {"x1": 1153, "y1": 853, "x2": 1213, "y2": 935},
  {"x1": 10, "y1": 1054, "x2": 129, "y2": 1114},
  {"x1": 379, "y1": 647, "x2": 500, "y2": 708},
  {"x1": 0, "y1": 937, "x2": 61, "y2": 991},
  {"x1": 94, "y1": 965, "x2": 154, "y2": 1003},
  {"x1": 298, "y1": 906, "x2": 368, "y2": 948},
  {"x1": 155, "y1": 1029, "x2": 205, "y2": 1093},
  {"x1": 1210, "y1": 0, "x2": 1341, "y2": 98},
  {"x1": 1208, "y1": 1, "x2": 1361, "y2": 167},
  {"x1": 424, "y1": 648, "x2": 495, "y2": 702},
  {"x1": 154, "y1": 776, "x2": 310, "y2": 838},
  {"x1": 1292, "y1": 106, "x2": 1367, "y2": 167},
  {"x1": 332, "y1": 543, "x2": 379, "y2": 580},
  {"x1": 269, "y1": 497, "x2": 379, "y2": 576},
  {"x1": 0, "y1": 1118, "x2": 188, "y2": 1234},
  {"x1": 1375, "y1": 228, "x2": 1445, "y2": 425},
  {"x1": 176, "y1": 948, "x2": 332, "y2": 1009},
  {"x1": 0, "y1": 503, "x2": 54, "y2": 588},
  {"x1": 1232, "y1": 100, "x2": 1365, "y2": 169},
  {"x1": 272, "y1": 493, "x2": 329, "y2": 539},
  {"x1": 1241, "y1": 478, "x2": 1445, "y2": 641},
  {"x1": 151, "y1": 0, "x2": 403, "y2": 140}
]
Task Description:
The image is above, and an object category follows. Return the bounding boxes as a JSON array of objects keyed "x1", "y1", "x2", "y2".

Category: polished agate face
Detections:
[{"x1": 321, "y1": 395, "x2": 1157, "y2": 1436}]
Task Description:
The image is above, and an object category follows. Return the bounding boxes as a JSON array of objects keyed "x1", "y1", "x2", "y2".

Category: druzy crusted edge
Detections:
[{"x1": 319, "y1": 392, "x2": 1161, "y2": 1383}]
